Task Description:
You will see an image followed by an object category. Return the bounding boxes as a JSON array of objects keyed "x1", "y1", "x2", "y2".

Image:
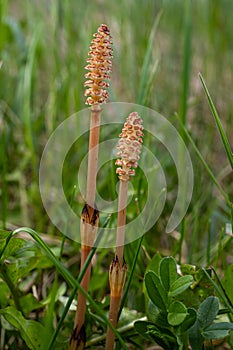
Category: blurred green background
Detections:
[{"x1": 0, "y1": 0, "x2": 232, "y2": 262}]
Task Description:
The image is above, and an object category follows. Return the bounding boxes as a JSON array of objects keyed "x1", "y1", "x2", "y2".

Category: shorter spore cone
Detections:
[{"x1": 115, "y1": 112, "x2": 144, "y2": 181}]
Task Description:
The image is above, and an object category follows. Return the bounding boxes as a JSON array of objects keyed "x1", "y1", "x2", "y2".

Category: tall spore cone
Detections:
[
  {"x1": 70, "y1": 24, "x2": 112, "y2": 350},
  {"x1": 115, "y1": 111, "x2": 144, "y2": 181},
  {"x1": 84, "y1": 24, "x2": 113, "y2": 106}
]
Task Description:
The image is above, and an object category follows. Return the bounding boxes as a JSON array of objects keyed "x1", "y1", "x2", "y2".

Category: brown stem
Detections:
[
  {"x1": 115, "y1": 180, "x2": 128, "y2": 266},
  {"x1": 69, "y1": 105, "x2": 101, "y2": 349},
  {"x1": 86, "y1": 104, "x2": 101, "y2": 208},
  {"x1": 69, "y1": 249, "x2": 91, "y2": 350},
  {"x1": 69, "y1": 205, "x2": 99, "y2": 349},
  {"x1": 105, "y1": 296, "x2": 121, "y2": 350}
]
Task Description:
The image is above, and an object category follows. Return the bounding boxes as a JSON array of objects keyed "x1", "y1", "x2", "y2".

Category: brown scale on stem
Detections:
[
  {"x1": 81, "y1": 203, "x2": 99, "y2": 226},
  {"x1": 70, "y1": 324, "x2": 86, "y2": 350},
  {"x1": 109, "y1": 255, "x2": 127, "y2": 298}
]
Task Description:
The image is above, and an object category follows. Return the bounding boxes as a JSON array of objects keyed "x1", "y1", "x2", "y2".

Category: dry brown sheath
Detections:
[
  {"x1": 109, "y1": 255, "x2": 127, "y2": 298},
  {"x1": 105, "y1": 257, "x2": 127, "y2": 350}
]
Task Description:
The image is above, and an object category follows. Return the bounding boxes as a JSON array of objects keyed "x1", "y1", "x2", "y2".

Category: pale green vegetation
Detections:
[{"x1": 0, "y1": 1, "x2": 233, "y2": 349}]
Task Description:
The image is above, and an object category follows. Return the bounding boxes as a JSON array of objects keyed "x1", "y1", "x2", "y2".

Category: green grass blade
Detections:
[
  {"x1": 0, "y1": 231, "x2": 13, "y2": 260},
  {"x1": 177, "y1": 120, "x2": 231, "y2": 207},
  {"x1": 42, "y1": 277, "x2": 58, "y2": 348},
  {"x1": 0, "y1": 128, "x2": 7, "y2": 229},
  {"x1": 201, "y1": 268, "x2": 233, "y2": 315},
  {"x1": 0, "y1": 263, "x2": 22, "y2": 312},
  {"x1": 45, "y1": 187, "x2": 77, "y2": 349},
  {"x1": 199, "y1": 73, "x2": 233, "y2": 169},
  {"x1": 179, "y1": 0, "x2": 192, "y2": 127},
  {"x1": 59, "y1": 185, "x2": 77, "y2": 261},
  {"x1": 212, "y1": 267, "x2": 233, "y2": 314},
  {"x1": 177, "y1": 1, "x2": 192, "y2": 263},
  {"x1": 137, "y1": 10, "x2": 162, "y2": 105},
  {"x1": 118, "y1": 236, "x2": 144, "y2": 319},
  {"x1": 231, "y1": 206, "x2": 233, "y2": 232},
  {"x1": 20, "y1": 26, "x2": 41, "y2": 174},
  {"x1": 177, "y1": 217, "x2": 186, "y2": 265},
  {"x1": 12, "y1": 227, "x2": 76, "y2": 286},
  {"x1": 141, "y1": 58, "x2": 159, "y2": 106}
]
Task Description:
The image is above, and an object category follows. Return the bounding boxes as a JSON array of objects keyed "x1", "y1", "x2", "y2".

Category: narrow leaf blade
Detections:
[
  {"x1": 160, "y1": 256, "x2": 178, "y2": 292},
  {"x1": 169, "y1": 275, "x2": 193, "y2": 297},
  {"x1": 137, "y1": 10, "x2": 162, "y2": 105},
  {"x1": 197, "y1": 296, "x2": 219, "y2": 328},
  {"x1": 202, "y1": 322, "x2": 233, "y2": 339},
  {"x1": 199, "y1": 73, "x2": 233, "y2": 169}
]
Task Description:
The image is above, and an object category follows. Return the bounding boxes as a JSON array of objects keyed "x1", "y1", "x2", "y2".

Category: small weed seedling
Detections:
[{"x1": 135, "y1": 256, "x2": 233, "y2": 350}]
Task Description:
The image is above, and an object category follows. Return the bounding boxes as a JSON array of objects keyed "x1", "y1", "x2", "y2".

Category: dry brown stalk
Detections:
[
  {"x1": 69, "y1": 24, "x2": 112, "y2": 350},
  {"x1": 105, "y1": 112, "x2": 144, "y2": 349}
]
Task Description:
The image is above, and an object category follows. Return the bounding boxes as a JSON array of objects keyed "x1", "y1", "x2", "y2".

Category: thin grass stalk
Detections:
[
  {"x1": 105, "y1": 112, "x2": 143, "y2": 350},
  {"x1": 136, "y1": 10, "x2": 162, "y2": 105},
  {"x1": 118, "y1": 235, "x2": 143, "y2": 319},
  {"x1": 69, "y1": 24, "x2": 112, "y2": 349},
  {"x1": 21, "y1": 26, "x2": 41, "y2": 178},
  {"x1": 199, "y1": 73, "x2": 233, "y2": 170},
  {"x1": 212, "y1": 267, "x2": 233, "y2": 313},
  {"x1": 177, "y1": 1, "x2": 192, "y2": 264},
  {"x1": 176, "y1": 117, "x2": 231, "y2": 207},
  {"x1": 0, "y1": 125, "x2": 7, "y2": 229},
  {"x1": 201, "y1": 268, "x2": 233, "y2": 315},
  {"x1": 0, "y1": 264, "x2": 22, "y2": 312},
  {"x1": 179, "y1": 0, "x2": 192, "y2": 128}
]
